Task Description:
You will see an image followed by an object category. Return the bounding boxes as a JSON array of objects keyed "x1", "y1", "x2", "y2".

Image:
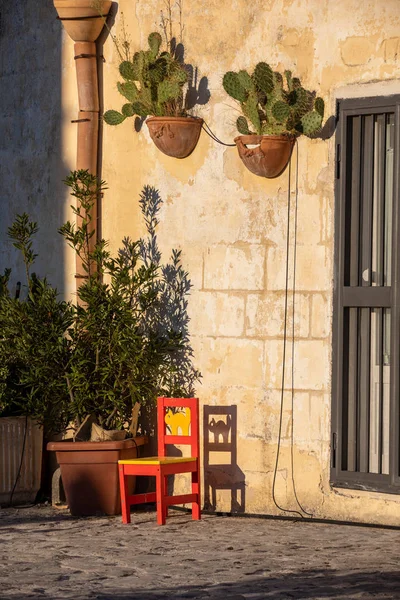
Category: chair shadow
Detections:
[{"x1": 203, "y1": 405, "x2": 246, "y2": 514}]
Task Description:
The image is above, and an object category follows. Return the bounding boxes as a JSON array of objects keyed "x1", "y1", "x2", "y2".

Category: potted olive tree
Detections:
[
  {"x1": 47, "y1": 171, "x2": 200, "y2": 516},
  {"x1": 0, "y1": 216, "x2": 74, "y2": 506},
  {"x1": 104, "y1": 31, "x2": 207, "y2": 158},
  {"x1": 223, "y1": 63, "x2": 325, "y2": 178}
]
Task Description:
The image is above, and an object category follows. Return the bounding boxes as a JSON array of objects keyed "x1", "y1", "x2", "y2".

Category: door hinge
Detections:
[{"x1": 335, "y1": 144, "x2": 341, "y2": 179}]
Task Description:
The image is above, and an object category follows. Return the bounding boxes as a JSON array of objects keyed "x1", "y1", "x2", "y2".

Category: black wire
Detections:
[
  {"x1": 8, "y1": 415, "x2": 28, "y2": 507},
  {"x1": 271, "y1": 157, "x2": 304, "y2": 520},
  {"x1": 290, "y1": 141, "x2": 313, "y2": 518},
  {"x1": 201, "y1": 121, "x2": 236, "y2": 147}
]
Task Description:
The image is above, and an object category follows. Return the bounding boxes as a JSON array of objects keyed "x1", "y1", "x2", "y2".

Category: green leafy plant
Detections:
[
  {"x1": 0, "y1": 216, "x2": 74, "y2": 434},
  {"x1": 223, "y1": 63, "x2": 324, "y2": 136},
  {"x1": 0, "y1": 172, "x2": 200, "y2": 435},
  {"x1": 59, "y1": 171, "x2": 200, "y2": 432},
  {"x1": 104, "y1": 31, "x2": 190, "y2": 125}
]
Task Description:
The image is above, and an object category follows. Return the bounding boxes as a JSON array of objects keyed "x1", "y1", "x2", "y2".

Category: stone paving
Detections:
[{"x1": 1, "y1": 505, "x2": 400, "y2": 599}]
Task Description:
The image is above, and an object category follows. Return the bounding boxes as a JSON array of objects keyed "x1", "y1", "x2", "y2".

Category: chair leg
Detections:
[
  {"x1": 164, "y1": 475, "x2": 169, "y2": 519},
  {"x1": 118, "y1": 465, "x2": 131, "y2": 524},
  {"x1": 191, "y1": 469, "x2": 201, "y2": 520},
  {"x1": 156, "y1": 470, "x2": 166, "y2": 526}
]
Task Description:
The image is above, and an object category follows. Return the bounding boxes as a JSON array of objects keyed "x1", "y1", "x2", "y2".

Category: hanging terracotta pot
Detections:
[
  {"x1": 234, "y1": 134, "x2": 296, "y2": 179},
  {"x1": 146, "y1": 116, "x2": 203, "y2": 159},
  {"x1": 53, "y1": 0, "x2": 112, "y2": 42}
]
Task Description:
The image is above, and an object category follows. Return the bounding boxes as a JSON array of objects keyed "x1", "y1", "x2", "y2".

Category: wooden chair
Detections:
[{"x1": 118, "y1": 397, "x2": 201, "y2": 525}]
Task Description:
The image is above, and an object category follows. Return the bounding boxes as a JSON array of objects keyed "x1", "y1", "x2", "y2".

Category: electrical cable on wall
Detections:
[
  {"x1": 271, "y1": 141, "x2": 312, "y2": 519},
  {"x1": 290, "y1": 143, "x2": 313, "y2": 518},
  {"x1": 201, "y1": 121, "x2": 237, "y2": 147}
]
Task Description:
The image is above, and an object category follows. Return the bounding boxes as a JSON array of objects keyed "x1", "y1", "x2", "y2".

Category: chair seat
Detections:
[{"x1": 119, "y1": 456, "x2": 197, "y2": 466}]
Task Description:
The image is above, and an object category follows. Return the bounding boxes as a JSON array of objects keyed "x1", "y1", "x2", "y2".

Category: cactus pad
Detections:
[
  {"x1": 301, "y1": 110, "x2": 322, "y2": 135},
  {"x1": 236, "y1": 116, "x2": 252, "y2": 135},
  {"x1": 237, "y1": 70, "x2": 255, "y2": 93},
  {"x1": 103, "y1": 110, "x2": 126, "y2": 125},
  {"x1": 272, "y1": 101, "x2": 291, "y2": 122},
  {"x1": 284, "y1": 70, "x2": 293, "y2": 91},
  {"x1": 122, "y1": 104, "x2": 135, "y2": 117},
  {"x1": 223, "y1": 72, "x2": 248, "y2": 103},
  {"x1": 148, "y1": 32, "x2": 162, "y2": 58},
  {"x1": 131, "y1": 101, "x2": 150, "y2": 118},
  {"x1": 315, "y1": 97, "x2": 325, "y2": 118},
  {"x1": 119, "y1": 61, "x2": 136, "y2": 81},
  {"x1": 117, "y1": 81, "x2": 139, "y2": 103},
  {"x1": 243, "y1": 92, "x2": 261, "y2": 134},
  {"x1": 253, "y1": 62, "x2": 274, "y2": 94},
  {"x1": 158, "y1": 80, "x2": 181, "y2": 104}
]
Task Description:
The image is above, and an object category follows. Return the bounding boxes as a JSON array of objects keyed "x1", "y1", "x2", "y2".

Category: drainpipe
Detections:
[{"x1": 53, "y1": 1, "x2": 112, "y2": 285}]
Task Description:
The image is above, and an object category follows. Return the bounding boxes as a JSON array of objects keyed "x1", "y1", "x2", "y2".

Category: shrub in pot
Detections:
[
  {"x1": 0, "y1": 216, "x2": 74, "y2": 505},
  {"x1": 222, "y1": 64, "x2": 325, "y2": 178},
  {"x1": 103, "y1": 30, "x2": 208, "y2": 158},
  {"x1": 0, "y1": 215, "x2": 73, "y2": 434},
  {"x1": 47, "y1": 171, "x2": 201, "y2": 515}
]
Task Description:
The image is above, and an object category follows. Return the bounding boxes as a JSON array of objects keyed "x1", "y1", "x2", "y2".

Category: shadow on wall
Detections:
[
  {"x1": 0, "y1": 3, "x2": 69, "y2": 295},
  {"x1": 203, "y1": 405, "x2": 246, "y2": 514},
  {"x1": 96, "y1": 2, "x2": 119, "y2": 240}
]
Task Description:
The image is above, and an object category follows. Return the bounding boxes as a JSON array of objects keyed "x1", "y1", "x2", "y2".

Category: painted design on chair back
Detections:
[{"x1": 165, "y1": 408, "x2": 191, "y2": 436}]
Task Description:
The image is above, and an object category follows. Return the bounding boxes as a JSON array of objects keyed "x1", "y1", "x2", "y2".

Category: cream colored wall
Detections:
[{"x1": 61, "y1": 0, "x2": 400, "y2": 524}]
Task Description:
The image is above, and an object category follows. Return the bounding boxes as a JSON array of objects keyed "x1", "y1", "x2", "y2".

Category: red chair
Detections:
[{"x1": 118, "y1": 397, "x2": 201, "y2": 525}]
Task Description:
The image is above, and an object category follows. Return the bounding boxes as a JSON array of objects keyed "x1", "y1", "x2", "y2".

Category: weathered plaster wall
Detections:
[
  {"x1": 0, "y1": 3, "x2": 74, "y2": 296},
  {"x1": 63, "y1": 0, "x2": 400, "y2": 524}
]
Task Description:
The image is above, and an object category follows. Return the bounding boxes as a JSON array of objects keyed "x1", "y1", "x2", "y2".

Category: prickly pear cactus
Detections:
[
  {"x1": 104, "y1": 31, "x2": 191, "y2": 126},
  {"x1": 222, "y1": 62, "x2": 324, "y2": 137}
]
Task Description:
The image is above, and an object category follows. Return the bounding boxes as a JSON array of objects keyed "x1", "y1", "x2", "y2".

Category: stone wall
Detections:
[
  {"x1": 20, "y1": 0, "x2": 400, "y2": 524},
  {"x1": 0, "y1": 3, "x2": 72, "y2": 295}
]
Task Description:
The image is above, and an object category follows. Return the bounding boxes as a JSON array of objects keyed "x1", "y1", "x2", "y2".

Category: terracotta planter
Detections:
[
  {"x1": 146, "y1": 116, "x2": 203, "y2": 159},
  {"x1": 234, "y1": 134, "x2": 296, "y2": 178},
  {"x1": 53, "y1": 0, "x2": 112, "y2": 42},
  {"x1": 47, "y1": 437, "x2": 147, "y2": 516}
]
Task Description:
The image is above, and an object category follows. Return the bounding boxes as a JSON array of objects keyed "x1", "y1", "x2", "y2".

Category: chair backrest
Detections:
[{"x1": 157, "y1": 397, "x2": 199, "y2": 459}]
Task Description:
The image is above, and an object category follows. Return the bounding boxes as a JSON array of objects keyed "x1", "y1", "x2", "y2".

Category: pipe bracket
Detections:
[
  {"x1": 74, "y1": 53, "x2": 104, "y2": 61},
  {"x1": 57, "y1": 15, "x2": 109, "y2": 21}
]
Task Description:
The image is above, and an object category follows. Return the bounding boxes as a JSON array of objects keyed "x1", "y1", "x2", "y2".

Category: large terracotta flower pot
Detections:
[
  {"x1": 234, "y1": 134, "x2": 296, "y2": 178},
  {"x1": 146, "y1": 116, "x2": 203, "y2": 159},
  {"x1": 47, "y1": 437, "x2": 147, "y2": 516},
  {"x1": 53, "y1": 0, "x2": 112, "y2": 42}
]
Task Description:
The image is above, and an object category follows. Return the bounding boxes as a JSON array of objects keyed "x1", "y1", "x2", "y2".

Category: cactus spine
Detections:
[{"x1": 223, "y1": 62, "x2": 324, "y2": 137}]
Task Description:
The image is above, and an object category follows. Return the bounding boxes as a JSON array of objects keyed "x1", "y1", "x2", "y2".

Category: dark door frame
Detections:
[{"x1": 331, "y1": 94, "x2": 400, "y2": 493}]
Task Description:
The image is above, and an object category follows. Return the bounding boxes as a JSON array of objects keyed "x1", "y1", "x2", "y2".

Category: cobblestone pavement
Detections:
[{"x1": 1, "y1": 506, "x2": 400, "y2": 600}]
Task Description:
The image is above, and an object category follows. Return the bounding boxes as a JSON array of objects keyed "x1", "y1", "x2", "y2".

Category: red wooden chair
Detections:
[{"x1": 118, "y1": 397, "x2": 201, "y2": 525}]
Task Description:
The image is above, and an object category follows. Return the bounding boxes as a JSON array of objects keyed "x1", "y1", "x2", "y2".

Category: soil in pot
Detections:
[
  {"x1": 234, "y1": 134, "x2": 296, "y2": 178},
  {"x1": 47, "y1": 437, "x2": 147, "y2": 516},
  {"x1": 146, "y1": 116, "x2": 203, "y2": 159}
]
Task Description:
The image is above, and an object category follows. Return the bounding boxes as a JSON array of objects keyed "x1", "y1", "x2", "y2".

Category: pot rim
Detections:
[
  {"x1": 47, "y1": 436, "x2": 147, "y2": 452},
  {"x1": 234, "y1": 134, "x2": 297, "y2": 144},
  {"x1": 146, "y1": 116, "x2": 204, "y2": 124}
]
